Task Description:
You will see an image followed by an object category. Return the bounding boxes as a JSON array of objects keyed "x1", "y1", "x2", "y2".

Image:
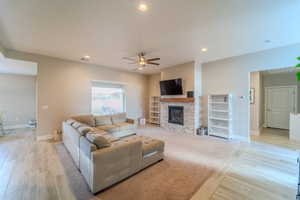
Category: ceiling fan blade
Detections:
[
  {"x1": 147, "y1": 62, "x2": 160, "y2": 66},
  {"x1": 123, "y1": 57, "x2": 137, "y2": 62},
  {"x1": 126, "y1": 61, "x2": 138, "y2": 64},
  {"x1": 147, "y1": 58, "x2": 160, "y2": 62}
]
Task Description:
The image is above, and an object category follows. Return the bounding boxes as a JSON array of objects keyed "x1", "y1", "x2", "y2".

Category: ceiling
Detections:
[{"x1": 0, "y1": 0, "x2": 299, "y2": 74}]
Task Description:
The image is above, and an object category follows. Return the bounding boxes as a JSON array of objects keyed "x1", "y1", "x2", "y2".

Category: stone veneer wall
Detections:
[{"x1": 160, "y1": 102, "x2": 195, "y2": 135}]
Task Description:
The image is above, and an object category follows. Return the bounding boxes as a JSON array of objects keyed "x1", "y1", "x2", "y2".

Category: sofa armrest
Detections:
[{"x1": 90, "y1": 140, "x2": 142, "y2": 193}]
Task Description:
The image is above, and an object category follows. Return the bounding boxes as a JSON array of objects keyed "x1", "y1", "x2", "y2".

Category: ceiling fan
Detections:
[{"x1": 123, "y1": 52, "x2": 160, "y2": 71}]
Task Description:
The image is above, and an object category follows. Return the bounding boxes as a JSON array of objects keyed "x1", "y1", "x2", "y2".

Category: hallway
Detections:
[{"x1": 251, "y1": 128, "x2": 300, "y2": 150}]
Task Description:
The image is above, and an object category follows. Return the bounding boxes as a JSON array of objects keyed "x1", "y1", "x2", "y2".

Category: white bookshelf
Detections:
[
  {"x1": 149, "y1": 96, "x2": 160, "y2": 125},
  {"x1": 208, "y1": 94, "x2": 233, "y2": 139}
]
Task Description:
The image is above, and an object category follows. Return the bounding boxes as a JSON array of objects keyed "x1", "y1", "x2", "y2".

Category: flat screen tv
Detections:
[{"x1": 160, "y1": 78, "x2": 183, "y2": 95}]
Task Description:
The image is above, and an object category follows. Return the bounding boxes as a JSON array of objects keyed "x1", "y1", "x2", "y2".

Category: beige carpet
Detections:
[
  {"x1": 96, "y1": 126, "x2": 239, "y2": 200},
  {"x1": 56, "y1": 126, "x2": 239, "y2": 200}
]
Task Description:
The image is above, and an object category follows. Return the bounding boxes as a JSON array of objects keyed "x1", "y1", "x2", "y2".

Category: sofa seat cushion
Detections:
[
  {"x1": 95, "y1": 115, "x2": 112, "y2": 126},
  {"x1": 96, "y1": 125, "x2": 119, "y2": 133},
  {"x1": 111, "y1": 113, "x2": 127, "y2": 124},
  {"x1": 114, "y1": 122, "x2": 135, "y2": 131},
  {"x1": 71, "y1": 115, "x2": 96, "y2": 127},
  {"x1": 120, "y1": 135, "x2": 164, "y2": 156}
]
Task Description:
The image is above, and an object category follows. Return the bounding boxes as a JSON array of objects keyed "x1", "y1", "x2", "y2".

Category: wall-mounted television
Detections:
[{"x1": 160, "y1": 78, "x2": 183, "y2": 95}]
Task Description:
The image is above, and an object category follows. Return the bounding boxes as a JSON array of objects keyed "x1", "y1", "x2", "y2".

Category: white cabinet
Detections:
[
  {"x1": 208, "y1": 94, "x2": 233, "y2": 139},
  {"x1": 290, "y1": 113, "x2": 300, "y2": 141},
  {"x1": 149, "y1": 96, "x2": 160, "y2": 125}
]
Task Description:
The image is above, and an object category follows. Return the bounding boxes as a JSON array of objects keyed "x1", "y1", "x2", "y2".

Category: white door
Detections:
[{"x1": 265, "y1": 86, "x2": 297, "y2": 129}]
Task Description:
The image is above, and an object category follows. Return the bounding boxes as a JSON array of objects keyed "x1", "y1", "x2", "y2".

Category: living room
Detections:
[{"x1": 0, "y1": 1, "x2": 300, "y2": 200}]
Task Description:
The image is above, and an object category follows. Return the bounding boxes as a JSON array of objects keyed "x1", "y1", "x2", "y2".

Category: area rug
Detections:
[
  {"x1": 97, "y1": 154, "x2": 214, "y2": 200},
  {"x1": 55, "y1": 126, "x2": 239, "y2": 200}
]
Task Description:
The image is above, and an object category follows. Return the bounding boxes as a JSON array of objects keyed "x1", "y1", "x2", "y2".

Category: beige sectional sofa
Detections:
[
  {"x1": 72, "y1": 113, "x2": 137, "y2": 138},
  {"x1": 62, "y1": 113, "x2": 165, "y2": 194}
]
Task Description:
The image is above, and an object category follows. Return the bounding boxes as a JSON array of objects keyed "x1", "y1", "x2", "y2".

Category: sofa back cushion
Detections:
[
  {"x1": 95, "y1": 115, "x2": 112, "y2": 126},
  {"x1": 111, "y1": 113, "x2": 127, "y2": 124},
  {"x1": 71, "y1": 115, "x2": 96, "y2": 127}
]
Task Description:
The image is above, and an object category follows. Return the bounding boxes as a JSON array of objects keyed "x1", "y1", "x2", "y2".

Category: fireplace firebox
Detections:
[{"x1": 168, "y1": 106, "x2": 184, "y2": 125}]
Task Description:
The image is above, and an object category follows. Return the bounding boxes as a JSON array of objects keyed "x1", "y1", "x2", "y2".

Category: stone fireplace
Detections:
[
  {"x1": 160, "y1": 98, "x2": 196, "y2": 135},
  {"x1": 168, "y1": 106, "x2": 184, "y2": 125}
]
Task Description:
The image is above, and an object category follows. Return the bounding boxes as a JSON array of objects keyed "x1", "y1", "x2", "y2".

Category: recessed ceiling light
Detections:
[
  {"x1": 81, "y1": 55, "x2": 91, "y2": 61},
  {"x1": 201, "y1": 48, "x2": 208, "y2": 52},
  {"x1": 138, "y1": 3, "x2": 148, "y2": 12}
]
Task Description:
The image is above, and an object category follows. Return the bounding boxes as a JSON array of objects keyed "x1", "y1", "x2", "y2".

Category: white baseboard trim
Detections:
[
  {"x1": 3, "y1": 124, "x2": 27, "y2": 130},
  {"x1": 36, "y1": 134, "x2": 53, "y2": 141}
]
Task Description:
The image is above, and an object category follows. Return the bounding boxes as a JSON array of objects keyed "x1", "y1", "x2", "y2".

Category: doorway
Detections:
[
  {"x1": 265, "y1": 86, "x2": 297, "y2": 129},
  {"x1": 0, "y1": 57, "x2": 38, "y2": 136},
  {"x1": 250, "y1": 67, "x2": 300, "y2": 150}
]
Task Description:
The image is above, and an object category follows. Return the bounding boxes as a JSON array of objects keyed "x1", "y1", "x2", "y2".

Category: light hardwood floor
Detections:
[
  {"x1": 251, "y1": 128, "x2": 300, "y2": 150},
  {"x1": 0, "y1": 128, "x2": 298, "y2": 200},
  {"x1": 0, "y1": 128, "x2": 76, "y2": 200},
  {"x1": 192, "y1": 142, "x2": 298, "y2": 200}
]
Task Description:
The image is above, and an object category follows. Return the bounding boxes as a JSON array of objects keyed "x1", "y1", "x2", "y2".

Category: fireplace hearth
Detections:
[{"x1": 168, "y1": 106, "x2": 184, "y2": 125}]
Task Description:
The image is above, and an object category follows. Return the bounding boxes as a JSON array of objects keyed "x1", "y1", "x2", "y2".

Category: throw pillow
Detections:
[
  {"x1": 86, "y1": 133, "x2": 111, "y2": 149},
  {"x1": 78, "y1": 126, "x2": 94, "y2": 136}
]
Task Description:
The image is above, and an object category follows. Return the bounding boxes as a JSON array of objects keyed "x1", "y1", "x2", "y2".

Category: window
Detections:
[{"x1": 91, "y1": 82, "x2": 125, "y2": 115}]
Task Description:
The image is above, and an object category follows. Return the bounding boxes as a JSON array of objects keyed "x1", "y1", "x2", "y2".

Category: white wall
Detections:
[
  {"x1": 147, "y1": 61, "x2": 195, "y2": 98},
  {"x1": 148, "y1": 73, "x2": 161, "y2": 97},
  {"x1": 250, "y1": 71, "x2": 263, "y2": 135},
  {"x1": 0, "y1": 73, "x2": 36, "y2": 127},
  {"x1": 194, "y1": 60, "x2": 202, "y2": 130},
  {"x1": 147, "y1": 61, "x2": 201, "y2": 130},
  {"x1": 202, "y1": 43, "x2": 300, "y2": 141},
  {"x1": 161, "y1": 62, "x2": 195, "y2": 95},
  {"x1": 5, "y1": 49, "x2": 149, "y2": 136},
  {"x1": 0, "y1": 44, "x2": 5, "y2": 58}
]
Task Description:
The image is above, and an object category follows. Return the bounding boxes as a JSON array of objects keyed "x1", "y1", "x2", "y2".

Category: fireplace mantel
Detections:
[{"x1": 160, "y1": 98, "x2": 194, "y2": 103}]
